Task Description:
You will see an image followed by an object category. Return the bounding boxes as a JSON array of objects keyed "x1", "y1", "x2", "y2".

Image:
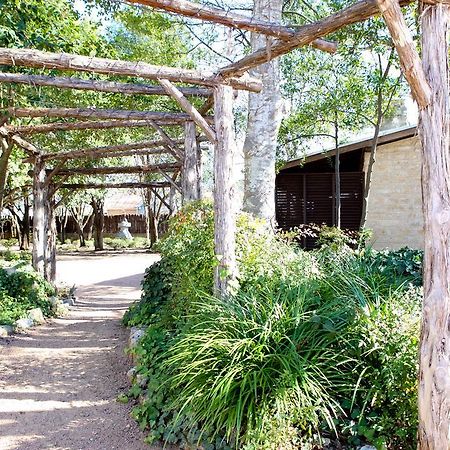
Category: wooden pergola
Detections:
[{"x1": 0, "y1": 0, "x2": 449, "y2": 446}]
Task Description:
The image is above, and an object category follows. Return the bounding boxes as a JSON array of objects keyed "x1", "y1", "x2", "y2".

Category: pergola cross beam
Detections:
[{"x1": 128, "y1": 0, "x2": 337, "y2": 54}]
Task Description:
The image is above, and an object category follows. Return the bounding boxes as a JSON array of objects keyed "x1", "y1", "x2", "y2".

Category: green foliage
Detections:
[
  {"x1": 125, "y1": 203, "x2": 421, "y2": 449},
  {"x1": 165, "y1": 284, "x2": 353, "y2": 447},
  {"x1": 0, "y1": 264, "x2": 56, "y2": 325},
  {"x1": 123, "y1": 261, "x2": 172, "y2": 327}
]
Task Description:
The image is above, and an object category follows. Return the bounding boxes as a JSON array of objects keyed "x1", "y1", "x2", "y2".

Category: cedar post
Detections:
[
  {"x1": 44, "y1": 191, "x2": 57, "y2": 282},
  {"x1": 182, "y1": 121, "x2": 201, "y2": 203},
  {"x1": 32, "y1": 156, "x2": 47, "y2": 276},
  {"x1": 213, "y1": 84, "x2": 237, "y2": 296},
  {"x1": 417, "y1": 4, "x2": 450, "y2": 448}
]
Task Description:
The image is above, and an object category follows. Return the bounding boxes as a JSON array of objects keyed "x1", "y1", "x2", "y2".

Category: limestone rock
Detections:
[
  {"x1": 136, "y1": 373, "x2": 148, "y2": 388},
  {"x1": 128, "y1": 326, "x2": 146, "y2": 348},
  {"x1": 14, "y1": 317, "x2": 34, "y2": 332},
  {"x1": 62, "y1": 297, "x2": 75, "y2": 306},
  {"x1": 54, "y1": 303, "x2": 70, "y2": 317},
  {"x1": 0, "y1": 325, "x2": 14, "y2": 337},
  {"x1": 360, "y1": 446, "x2": 376, "y2": 450},
  {"x1": 127, "y1": 367, "x2": 137, "y2": 382},
  {"x1": 27, "y1": 307, "x2": 45, "y2": 325}
]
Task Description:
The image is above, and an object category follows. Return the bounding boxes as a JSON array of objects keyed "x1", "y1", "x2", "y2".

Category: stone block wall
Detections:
[{"x1": 364, "y1": 136, "x2": 424, "y2": 249}]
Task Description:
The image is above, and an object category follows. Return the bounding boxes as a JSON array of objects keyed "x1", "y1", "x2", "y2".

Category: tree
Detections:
[{"x1": 241, "y1": 0, "x2": 284, "y2": 222}]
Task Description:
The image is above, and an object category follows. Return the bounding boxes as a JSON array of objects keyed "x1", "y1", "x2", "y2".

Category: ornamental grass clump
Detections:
[{"x1": 164, "y1": 283, "x2": 355, "y2": 448}]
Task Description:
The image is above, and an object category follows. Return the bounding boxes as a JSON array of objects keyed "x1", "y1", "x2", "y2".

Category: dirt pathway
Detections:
[{"x1": 0, "y1": 251, "x2": 160, "y2": 450}]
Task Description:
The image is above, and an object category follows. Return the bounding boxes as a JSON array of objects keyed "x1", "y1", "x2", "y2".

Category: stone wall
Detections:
[{"x1": 364, "y1": 135, "x2": 424, "y2": 249}]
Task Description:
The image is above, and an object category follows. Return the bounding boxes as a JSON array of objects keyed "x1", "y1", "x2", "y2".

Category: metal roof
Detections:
[{"x1": 280, "y1": 125, "x2": 418, "y2": 171}]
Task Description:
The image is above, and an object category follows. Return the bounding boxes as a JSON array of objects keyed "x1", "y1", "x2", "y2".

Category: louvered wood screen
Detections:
[{"x1": 275, "y1": 172, "x2": 364, "y2": 248}]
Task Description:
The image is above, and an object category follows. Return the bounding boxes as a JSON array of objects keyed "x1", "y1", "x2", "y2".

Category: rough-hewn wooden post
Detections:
[
  {"x1": 213, "y1": 84, "x2": 237, "y2": 296},
  {"x1": 418, "y1": 4, "x2": 450, "y2": 448},
  {"x1": 182, "y1": 121, "x2": 201, "y2": 203},
  {"x1": 32, "y1": 156, "x2": 46, "y2": 276},
  {"x1": 44, "y1": 191, "x2": 57, "y2": 282}
]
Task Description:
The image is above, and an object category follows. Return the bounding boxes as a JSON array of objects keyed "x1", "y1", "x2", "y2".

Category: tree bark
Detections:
[
  {"x1": 8, "y1": 107, "x2": 213, "y2": 123},
  {"x1": 334, "y1": 115, "x2": 341, "y2": 228},
  {"x1": 218, "y1": 0, "x2": 416, "y2": 78},
  {"x1": 130, "y1": 0, "x2": 336, "y2": 53},
  {"x1": 21, "y1": 195, "x2": 30, "y2": 250},
  {"x1": 53, "y1": 162, "x2": 180, "y2": 176},
  {"x1": 417, "y1": 4, "x2": 450, "y2": 449},
  {"x1": 6, "y1": 119, "x2": 187, "y2": 135},
  {"x1": 32, "y1": 156, "x2": 46, "y2": 276},
  {"x1": 182, "y1": 121, "x2": 201, "y2": 203},
  {"x1": 91, "y1": 198, "x2": 105, "y2": 251},
  {"x1": 0, "y1": 137, "x2": 13, "y2": 213},
  {"x1": 0, "y1": 47, "x2": 262, "y2": 92},
  {"x1": 242, "y1": 0, "x2": 284, "y2": 222},
  {"x1": 158, "y1": 79, "x2": 216, "y2": 142},
  {"x1": 45, "y1": 192, "x2": 57, "y2": 282},
  {"x1": 0, "y1": 72, "x2": 210, "y2": 97},
  {"x1": 213, "y1": 84, "x2": 238, "y2": 296}
]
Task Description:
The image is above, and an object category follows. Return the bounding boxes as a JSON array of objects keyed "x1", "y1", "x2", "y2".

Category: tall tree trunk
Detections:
[
  {"x1": 21, "y1": 195, "x2": 30, "y2": 250},
  {"x1": 91, "y1": 198, "x2": 104, "y2": 251},
  {"x1": 334, "y1": 115, "x2": 341, "y2": 228},
  {"x1": 417, "y1": 4, "x2": 450, "y2": 449},
  {"x1": 182, "y1": 121, "x2": 202, "y2": 203},
  {"x1": 242, "y1": 0, "x2": 284, "y2": 222}
]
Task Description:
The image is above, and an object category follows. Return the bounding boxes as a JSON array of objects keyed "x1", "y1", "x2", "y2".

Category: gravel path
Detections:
[{"x1": 0, "y1": 251, "x2": 161, "y2": 450}]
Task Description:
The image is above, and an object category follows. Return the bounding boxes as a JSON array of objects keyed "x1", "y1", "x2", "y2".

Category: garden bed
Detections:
[{"x1": 123, "y1": 201, "x2": 422, "y2": 450}]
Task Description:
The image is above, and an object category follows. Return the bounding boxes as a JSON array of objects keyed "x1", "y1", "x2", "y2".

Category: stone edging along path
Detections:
[{"x1": 0, "y1": 252, "x2": 162, "y2": 450}]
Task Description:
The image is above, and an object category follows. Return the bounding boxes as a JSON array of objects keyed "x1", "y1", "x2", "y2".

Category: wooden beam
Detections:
[
  {"x1": 5, "y1": 119, "x2": 184, "y2": 135},
  {"x1": 11, "y1": 134, "x2": 41, "y2": 156},
  {"x1": 59, "y1": 182, "x2": 171, "y2": 190},
  {"x1": 147, "y1": 120, "x2": 184, "y2": 160},
  {"x1": 198, "y1": 95, "x2": 214, "y2": 115},
  {"x1": 7, "y1": 107, "x2": 213, "y2": 123},
  {"x1": 158, "y1": 168, "x2": 182, "y2": 193},
  {"x1": 129, "y1": 0, "x2": 336, "y2": 54},
  {"x1": 159, "y1": 78, "x2": 216, "y2": 142},
  {"x1": 151, "y1": 187, "x2": 172, "y2": 212},
  {"x1": 376, "y1": 0, "x2": 431, "y2": 109},
  {"x1": 217, "y1": 0, "x2": 415, "y2": 78},
  {"x1": 41, "y1": 138, "x2": 185, "y2": 161},
  {"x1": 213, "y1": 84, "x2": 237, "y2": 296},
  {"x1": 0, "y1": 72, "x2": 211, "y2": 97},
  {"x1": 0, "y1": 47, "x2": 262, "y2": 92},
  {"x1": 51, "y1": 162, "x2": 181, "y2": 176}
]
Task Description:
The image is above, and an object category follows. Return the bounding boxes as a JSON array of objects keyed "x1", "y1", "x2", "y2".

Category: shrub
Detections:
[
  {"x1": 123, "y1": 261, "x2": 172, "y2": 327},
  {"x1": 165, "y1": 283, "x2": 354, "y2": 448},
  {"x1": 0, "y1": 265, "x2": 55, "y2": 325},
  {"x1": 125, "y1": 203, "x2": 422, "y2": 449}
]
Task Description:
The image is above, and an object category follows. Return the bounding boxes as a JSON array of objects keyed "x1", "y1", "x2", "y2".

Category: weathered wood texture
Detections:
[
  {"x1": 130, "y1": 0, "x2": 336, "y2": 53},
  {"x1": 32, "y1": 156, "x2": 46, "y2": 276},
  {"x1": 376, "y1": 0, "x2": 431, "y2": 108},
  {"x1": 218, "y1": 0, "x2": 415, "y2": 78},
  {"x1": 0, "y1": 47, "x2": 262, "y2": 92},
  {"x1": 59, "y1": 182, "x2": 171, "y2": 190},
  {"x1": 213, "y1": 84, "x2": 238, "y2": 296},
  {"x1": 45, "y1": 194, "x2": 57, "y2": 282},
  {"x1": 417, "y1": 4, "x2": 450, "y2": 449},
  {"x1": 10, "y1": 134, "x2": 41, "y2": 155},
  {"x1": 182, "y1": 121, "x2": 201, "y2": 203},
  {"x1": 41, "y1": 138, "x2": 184, "y2": 161},
  {"x1": 53, "y1": 162, "x2": 180, "y2": 176},
  {"x1": 7, "y1": 107, "x2": 212, "y2": 123},
  {"x1": 159, "y1": 78, "x2": 217, "y2": 142},
  {"x1": 0, "y1": 72, "x2": 211, "y2": 97},
  {"x1": 0, "y1": 137, "x2": 13, "y2": 212},
  {"x1": 5, "y1": 119, "x2": 184, "y2": 135}
]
